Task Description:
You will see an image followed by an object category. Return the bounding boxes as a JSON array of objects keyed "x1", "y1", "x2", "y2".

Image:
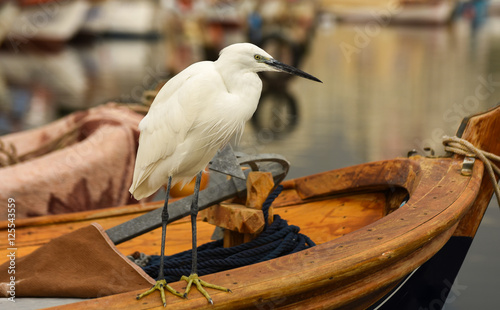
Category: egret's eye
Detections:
[{"x1": 254, "y1": 54, "x2": 262, "y2": 61}]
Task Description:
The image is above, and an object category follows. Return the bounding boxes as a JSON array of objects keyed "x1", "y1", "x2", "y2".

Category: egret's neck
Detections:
[{"x1": 215, "y1": 61, "x2": 263, "y2": 104}]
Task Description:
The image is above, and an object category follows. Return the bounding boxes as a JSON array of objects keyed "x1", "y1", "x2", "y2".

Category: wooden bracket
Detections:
[{"x1": 201, "y1": 171, "x2": 275, "y2": 247}]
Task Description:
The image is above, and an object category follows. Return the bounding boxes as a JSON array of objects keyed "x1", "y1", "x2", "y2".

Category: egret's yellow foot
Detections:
[
  {"x1": 136, "y1": 279, "x2": 184, "y2": 307},
  {"x1": 181, "y1": 273, "x2": 231, "y2": 304}
]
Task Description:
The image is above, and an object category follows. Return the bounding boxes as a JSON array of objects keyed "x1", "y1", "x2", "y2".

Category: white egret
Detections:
[{"x1": 130, "y1": 42, "x2": 321, "y2": 306}]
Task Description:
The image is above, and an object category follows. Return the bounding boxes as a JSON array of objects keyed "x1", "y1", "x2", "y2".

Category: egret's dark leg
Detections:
[
  {"x1": 137, "y1": 176, "x2": 183, "y2": 307},
  {"x1": 191, "y1": 172, "x2": 202, "y2": 275},
  {"x1": 158, "y1": 176, "x2": 172, "y2": 281},
  {"x1": 181, "y1": 172, "x2": 231, "y2": 303}
]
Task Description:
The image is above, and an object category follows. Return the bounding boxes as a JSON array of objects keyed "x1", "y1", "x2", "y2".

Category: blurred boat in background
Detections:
[
  {"x1": 0, "y1": 1, "x2": 20, "y2": 45},
  {"x1": 7, "y1": 0, "x2": 90, "y2": 46},
  {"x1": 321, "y1": 0, "x2": 459, "y2": 24},
  {"x1": 2, "y1": 0, "x2": 165, "y2": 46},
  {"x1": 0, "y1": 46, "x2": 87, "y2": 113},
  {"x1": 81, "y1": 0, "x2": 163, "y2": 38}
]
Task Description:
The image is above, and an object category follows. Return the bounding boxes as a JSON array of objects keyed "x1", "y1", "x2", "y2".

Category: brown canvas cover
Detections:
[
  {"x1": 0, "y1": 223, "x2": 155, "y2": 298},
  {"x1": 0, "y1": 104, "x2": 146, "y2": 220}
]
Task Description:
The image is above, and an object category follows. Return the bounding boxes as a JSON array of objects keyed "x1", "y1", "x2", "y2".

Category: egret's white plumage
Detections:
[
  {"x1": 130, "y1": 43, "x2": 274, "y2": 199},
  {"x1": 131, "y1": 43, "x2": 321, "y2": 306},
  {"x1": 130, "y1": 43, "x2": 321, "y2": 201}
]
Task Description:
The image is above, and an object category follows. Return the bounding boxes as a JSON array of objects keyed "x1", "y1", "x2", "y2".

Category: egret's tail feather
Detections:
[
  {"x1": 129, "y1": 182, "x2": 156, "y2": 201},
  {"x1": 129, "y1": 175, "x2": 193, "y2": 200}
]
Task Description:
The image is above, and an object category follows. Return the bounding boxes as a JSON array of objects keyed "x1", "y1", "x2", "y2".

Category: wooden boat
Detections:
[{"x1": 0, "y1": 105, "x2": 499, "y2": 309}]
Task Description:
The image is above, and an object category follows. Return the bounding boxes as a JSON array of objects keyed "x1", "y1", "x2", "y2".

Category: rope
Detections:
[
  {"x1": 0, "y1": 139, "x2": 19, "y2": 167},
  {"x1": 141, "y1": 185, "x2": 316, "y2": 282},
  {"x1": 443, "y1": 135, "x2": 500, "y2": 207},
  {"x1": 0, "y1": 127, "x2": 80, "y2": 167}
]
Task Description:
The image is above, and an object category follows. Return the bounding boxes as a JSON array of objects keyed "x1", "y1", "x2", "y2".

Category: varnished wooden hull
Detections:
[{"x1": 1, "y1": 106, "x2": 498, "y2": 309}]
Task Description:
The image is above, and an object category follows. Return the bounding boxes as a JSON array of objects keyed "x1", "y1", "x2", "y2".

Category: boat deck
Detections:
[{"x1": 0, "y1": 190, "x2": 387, "y2": 263}]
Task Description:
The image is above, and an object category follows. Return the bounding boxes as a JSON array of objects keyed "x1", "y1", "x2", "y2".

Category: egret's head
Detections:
[{"x1": 218, "y1": 43, "x2": 322, "y2": 83}]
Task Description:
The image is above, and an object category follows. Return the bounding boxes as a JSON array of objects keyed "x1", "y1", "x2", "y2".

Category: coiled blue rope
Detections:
[{"x1": 142, "y1": 185, "x2": 316, "y2": 282}]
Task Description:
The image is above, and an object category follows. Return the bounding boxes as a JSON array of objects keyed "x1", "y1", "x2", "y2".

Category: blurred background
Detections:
[{"x1": 0, "y1": 0, "x2": 499, "y2": 308}]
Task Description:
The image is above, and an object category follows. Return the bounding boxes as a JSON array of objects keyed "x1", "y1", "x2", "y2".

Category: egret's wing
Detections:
[
  {"x1": 137, "y1": 91, "x2": 190, "y2": 166},
  {"x1": 130, "y1": 62, "x2": 221, "y2": 197}
]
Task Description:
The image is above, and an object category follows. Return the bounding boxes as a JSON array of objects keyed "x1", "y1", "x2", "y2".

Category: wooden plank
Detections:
[
  {"x1": 0, "y1": 210, "x2": 197, "y2": 261},
  {"x1": 245, "y1": 171, "x2": 275, "y2": 209},
  {"x1": 454, "y1": 105, "x2": 500, "y2": 237},
  {"x1": 203, "y1": 203, "x2": 265, "y2": 234},
  {"x1": 292, "y1": 158, "x2": 421, "y2": 200},
  {"x1": 272, "y1": 192, "x2": 386, "y2": 244},
  {"x1": 202, "y1": 171, "x2": 276, "y2": 248},
  {"x1": 0, "y1": 200, "x2": 165, "y2": 229}
]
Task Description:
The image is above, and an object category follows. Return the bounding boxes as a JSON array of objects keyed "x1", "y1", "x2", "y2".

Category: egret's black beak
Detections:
[{"x1": 265, "y1": 59, "x2": 322, "y2": 83}]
